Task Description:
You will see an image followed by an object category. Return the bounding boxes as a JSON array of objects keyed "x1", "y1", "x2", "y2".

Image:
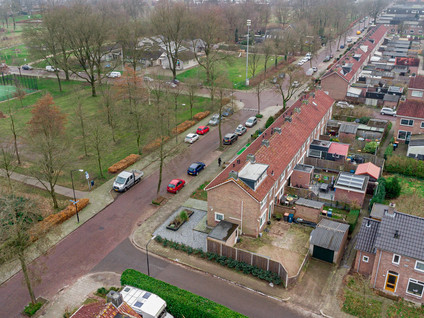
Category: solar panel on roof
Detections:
[
  {"x1": 143, "y1": 292, "x2": 151, "y2": 299},
  {"x1": 337, "y1": 174, "x2": 365, "y2": 189},
  {"x1": 134, "y1": 301, "x2": 143, "y2": 308}
]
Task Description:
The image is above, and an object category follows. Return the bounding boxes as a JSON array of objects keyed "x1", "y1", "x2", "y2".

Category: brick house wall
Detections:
[
  {"x1": 294, "y1": 205, "x2": 322, "y2": 223},
  {"x1": 334, "y1": 229, "x2": 349, "y2": 264},
  {"x1": 290, "y1": 169, "x2": 312, "y2": 189},
  {"x1": 354, "y1": 250, "x2": 376, "y2": 275},
  {"x1": 321, "y1": 74, "x2": 349, "y2": 100},
  {"x1": 334, "y1": 188, "x2": 366, "y2": 207},
  {"x1": 394, "y1": 116, "x2": 424, "y2": 142},
  {"x1": 407, "y1": 89, "x2": 424, "y2": 102},
  {"x1": 207, "y1": 182, "x2": 261, "y2": 237},
  {"x1": 371, "y1": 249, "x2": 424, "y2": 304}
]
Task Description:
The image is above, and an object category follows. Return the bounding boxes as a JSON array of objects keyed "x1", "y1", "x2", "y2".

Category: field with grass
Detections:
[
  {"x1": 383, "y1": 174, "x2": 424, "y2": 216},
  {"x1": 0, "y1": 44, "x2": 34, "y2": 66},
  {"x1": 0, "y1": 78, "x2": 211, "y2": 190},
  {"x1": 176, "y1": 53, "x2": 283, "y2": 89},
  {"x1": 0, "y1": 15, "x2": 41, "y2": 48}
]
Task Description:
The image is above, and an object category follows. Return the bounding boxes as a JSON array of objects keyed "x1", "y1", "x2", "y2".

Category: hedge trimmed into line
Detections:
[
  {"x1": 108, "y1": 154, "x2": 141, "y2": 174},
  {"x1": 121, "y1": 269, "x2": 247, "y2": 318}
]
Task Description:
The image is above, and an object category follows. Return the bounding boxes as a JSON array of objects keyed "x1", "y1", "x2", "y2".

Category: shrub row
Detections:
[
  {"x1": 107, "y1": 154, "x2": 141, "y2": 174},
  {"x1": 346, "y1": 209, "x2": 360, "y2": 233},
  {"x1": 193, "y1": 110, "x2": 210, "y2": 121},
  {"x1": 385, "y1": 155, "x2": 424, "y2": 178},
  {"x1": 23, "y1": 302, "x2": 42, "y2": 317},
  {"x1": 155, "y1": 236, "x2": 283, "y2": 285},
  {"x1": 369, "y1": 177, "x2": 386, "y2": 211},
  {"x1": 121, "y1": 269, "x2": 247, "y2": 318},
  {"x1": 173, "y1": 120, "x2": 196, "y2": 135},
  {"x1": 34, "y1": 199, "x2": 90, "y2": 236},
  {"x1": 143, "y1": 136, "x2": 170, "y2": 153}
]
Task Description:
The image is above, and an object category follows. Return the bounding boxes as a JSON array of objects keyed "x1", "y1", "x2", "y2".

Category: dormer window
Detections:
[{"x1": 238, "y1": 162, "x2": 269, "y2": 191}]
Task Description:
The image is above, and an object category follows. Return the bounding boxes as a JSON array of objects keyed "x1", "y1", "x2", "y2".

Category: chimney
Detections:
[
  {"x1": 262, "y1": 139, "x2": 270, "y2": 147},
  {"x1": 246, "y1": 154, "x2": 256, "y2": 163},
  {"x1": 385, "y1": 207, "x2": 396, "y2": 217},
  {"x1": 229, "y1": 170, "x2": 238, "y2": 180},
  {"x1": 285, "y1": 116, "x2": 292, "y2": 123},
  {"x1": 273, "y1": 127, "x2": 282, "y2": 134},
  {"x1": 394, "y1": 230, "x2": 400, "y2": 239},
  {"x1": 107, "y1": 290, "x2": 123, "y2": 308},
  {"x1": 294, "y1": 107, "x2": 301, "y2": 113}
]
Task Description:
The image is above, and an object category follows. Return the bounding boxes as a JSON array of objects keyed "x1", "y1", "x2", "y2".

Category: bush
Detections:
[
  {"x1": 384, "y1": 145, "x2": 393, "y2": 160},
  {"x1": 193, "y1": 111, "x2": 210, "y2": 121},
  {"x1": 107, "y1": 154, "x2": 141, "y2": 174},
  {"x1": 346, "y1": 209, "x2": 360, "y2": 233},
  {"x1": 255, "y1": 113, "x2": 263, "y2": 118},
  {"x1": 173, "y1": 120, "x2": 196, "y2": 135},
  {"x1": 265, "y1": 116, "x2": 274, "y2": 128},
  {"x1": 385, "y1": 176, "x2": 401, "y2": 199},
  {"x1": 363, "y1": 141, "x2": 378, "y2": 154},
  {"x1": 385, "y1": 155, "x2": 424, "y2": 178},
  {"x1": 358, "y1": 116, "x2": 370, "y2": 124},
  {"x1": 23, "y1": 302, "x2": 42, "y2": 316},
  {"x1": 121, "y1": 270, "x2": 247, "y2": 318},
  {"x1": 369, "y1": 177, "x2": 386, "y2": 211},
  {"x1": 143, "y1": 136, "x2": 170, "y2": 153}
]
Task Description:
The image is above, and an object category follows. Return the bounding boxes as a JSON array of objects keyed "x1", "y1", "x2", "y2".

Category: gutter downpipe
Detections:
[{"x1": 374, "y1": 249, "x2": 383, "y2": 288}]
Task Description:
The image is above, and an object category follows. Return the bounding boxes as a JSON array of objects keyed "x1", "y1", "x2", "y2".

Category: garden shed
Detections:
[
  {"x1": 309, "y1": 219, "x2": 349, "y2": 264},
  {"x1": 294, "y1": 198, "x2": 324, "y2": 223},
  {"x1": 207, "y1": 220, "x2": 239, "y2": 247}
]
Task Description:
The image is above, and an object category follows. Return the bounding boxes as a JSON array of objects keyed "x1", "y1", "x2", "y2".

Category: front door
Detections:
[{"x1": 385, "y1": 271, "x2": 399, "y2": 293}]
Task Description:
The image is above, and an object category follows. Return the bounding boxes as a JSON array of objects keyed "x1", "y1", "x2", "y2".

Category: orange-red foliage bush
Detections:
[
  {"x1": 173, "y1": 120, "x2": 196, "y2": 134},
  {"x1": 108, "y1": 154, "x2": 141, "y2": 174},
  {"x1": 143, "y1": 136, "x2": 170, "y2": 153},
  {"x1": 193, "y1": 111, "x2": 210, "y2": 121}
]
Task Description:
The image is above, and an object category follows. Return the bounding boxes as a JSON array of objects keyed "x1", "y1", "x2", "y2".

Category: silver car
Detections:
[
  {"x1": 245, "y1": 117, "x2": 257, "y2": 128},
  {"x1": 208, "y1": 114, "x2": 220, "y2": 126}
]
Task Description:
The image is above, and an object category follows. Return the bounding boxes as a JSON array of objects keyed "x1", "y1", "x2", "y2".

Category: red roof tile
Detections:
[
  {"x1": 397, "y1": 99, "x2": 424, "y2": 119},
  {"x1": 70, "y1": 300, "x2": 106, "y2": 318},
  {"x1": 205, "y1": 90, "x2": 334, "y2": 201},
  {"x1": 328, "y1": 143, "x2": 349, "y2": 157},
  {"x1": 321, "y1": 26, "x2": 387, "y2": 83},
  {"x1": 409, "y1": 76, "x2": 424, "y2": 90},
  {"x1": 355, "y1": 162, "x2": 381, "y2": 180}
]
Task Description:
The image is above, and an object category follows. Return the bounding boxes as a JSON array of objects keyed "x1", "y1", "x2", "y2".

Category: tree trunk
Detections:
[
  {"x1": 55, "y1": 72, "x2": 62, "y2": 92},
  {"x1": 80, "y1": 118, "x2": 88, "y2": 157},
  {"x1": 19, "y1": 252, "x2": 36, "y2": 304},
  {"x1": 283, "y1": 99, "x2": 287, "y2": 112},
  {"x1": 136, "y1": 134, "x2": 141, "y2": 155},
  {"x1": 257, "y1": 89, "x2": 261, "y2": 115},
  {"x1": 10, "y1": 115, "x2": 21, "y2": 164},
  {"x1": 96, "y1": 148, "x2": 103, "y2": 178},
  {"x1": 157, "y1": 142, "x2": 164, "y2": 194},
  {"x1": 190, "y1": 99, "x2": 193, "y2": 120},
  {"x1": 50, "y1": 186, "x2": 59, "y2": 209},
  {"x1": 91, "y1": 82, "x2": 96, "y2": 97}
]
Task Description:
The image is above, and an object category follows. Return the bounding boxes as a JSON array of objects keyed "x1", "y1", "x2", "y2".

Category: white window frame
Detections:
[
  {"x1": 214, "y1": 212, "x2": 224, "y2": 222},
  {"x1": 259, "y1": 210, "x2": 266, "y2": 227},
  {"x1": 280, "y1": 171, "x2": 286, "y2": 182},
  {"x1": 415, "y1": 260, "x2": 424, "y2": 273},
  {"x1": 400, "y1": 119, "x2": 414, "y2": 127},
  {"x1": 411, "y1": 90, "x2": 424, "y2": 98},
  {"x1": 406, "y1": 278, "x2": 424, "y2": 298},
  {"x1": 393, "y1": 254, "x2": 401, "y2": 265},
  {"x1": 421, "y1": 122, "x2": 424, "y2": 129},
  {"x1": 363, "y1": 255, "x2": 369, "y2": 263},
  {"x1": 398, "y1": 130, "x2": 408, "y2": 140}
]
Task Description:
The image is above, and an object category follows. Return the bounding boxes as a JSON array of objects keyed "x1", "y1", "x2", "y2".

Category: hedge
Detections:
[
  {"x1": 173, "y1": 120, "x2": 196, "y2": 134},
  {"x1": 265, "y1": 116, "x2": 274, "y2": 128},
  {"x1": 385, "y1": 155, "x2": 424, "y2": 178},
  {"x1": 143, "y1": 136, "x2": 170, "y2": 153},
  {"x1": 155, "y1": 236, "x2": 283, "y2": 286},
  {"x1": 23, "y1": 302, "x2": 42, "y2": 316},
  {"x1": 107, "y1": 154, "x2": 141, "y2": 174},
  {"x1": 193, "y1": 111, "x2": 210, "y2": 121},
  {"x1": 121, "y1": 269, "x2": 247, "y2": 318},
  {"x1": 346, "y1": 209, "x2": 360, "y2": 233},
  {"x1": 369, "y1": 177, "x2": 386, "y2": 211}
]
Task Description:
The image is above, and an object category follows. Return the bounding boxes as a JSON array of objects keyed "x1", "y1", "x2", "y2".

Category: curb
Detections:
[{"x1": 320, "y1": 309, "x2": 333, "y2": 318}]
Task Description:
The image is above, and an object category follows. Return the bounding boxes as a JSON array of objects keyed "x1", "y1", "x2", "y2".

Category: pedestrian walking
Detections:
[{"x1": 218, "y1": 157, "x2": 222, "y2": 167}]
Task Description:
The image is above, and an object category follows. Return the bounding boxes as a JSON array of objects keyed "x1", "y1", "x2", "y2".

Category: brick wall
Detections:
[
  {"x1": 334, "y1": 229, "x2": 349, "y2": 264},
  {"x1": 339, "y1": 132, "x2": 356, "y2": 144},
  {"x1": 371, "y1": 249, "x2": 424, "y2": 304},
  {"x1": 334, "y1": 188, "x2": 365, "y2": 207},
  {"x1": 407, "y1": 89, "x2": 424, "y2": 102},
  {"x1": 321, "y1": 74, "x2": 349, "y2": 100},
  {"x1": 353, "y1": 250, "x2": 375, "y2": 275},
  {"x1": 394, "y1": 116, "x2": 424, "y2": 141},
  {"x1": 290, "y1": 169, "x2": 312, "y2": 188},
  {"x1": 294, "y1": 205, "x2": 322, "y2": 223}
]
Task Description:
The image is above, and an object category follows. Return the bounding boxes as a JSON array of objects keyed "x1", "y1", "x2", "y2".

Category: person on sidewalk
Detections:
[{"x1": 218, "y1": 157, "x2": 222, "y2": 167}]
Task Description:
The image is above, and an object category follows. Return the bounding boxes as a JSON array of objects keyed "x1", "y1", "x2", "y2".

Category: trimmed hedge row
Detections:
[
  {"x1": 107, "y1": 154, "x2": 141, "y2": 174},
  {"x1": 155, "y1": 236, "x2": 283, "y2": 285},
  {"x1": 193, "y1": 110, "x2": 210, "y2": 121},
  {"x1": 143, "y1": 136, "x2": 170, "y2": 153},
  {"x1": 346, "y1": 209, "x2": 360, "y2": 233},
  {"x1": 369, "y1": 177, "x2": 386, "y2": 211},
  {"x1": 385, "y1": 155, "x2": 424, "y2": 178},
  {"x1": 173, "y1": 120, "x2": 196, "y2": 134},
  {"x1": 121, "y1": 269, "x2": 247, "y2": 318}
]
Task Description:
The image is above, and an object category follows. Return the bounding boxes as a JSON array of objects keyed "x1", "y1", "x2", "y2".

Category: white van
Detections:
[
  {"x1": 107, "y1": 71, "x2": 121, "y2": 78},
  {"x1": 380, "y1": 107, "x2": 396, "y2": 116},
  {"x1": 46, "y1": 65, "x2": 58, "y2": 72}
]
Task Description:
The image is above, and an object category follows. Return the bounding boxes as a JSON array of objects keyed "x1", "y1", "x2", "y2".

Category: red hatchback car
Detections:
[
  {"x1": 167, "y1": 179, "x2": 185, "y2": 193},
  {"x1": 196, "y1": 126, "x2": 210, "y2": 135}
]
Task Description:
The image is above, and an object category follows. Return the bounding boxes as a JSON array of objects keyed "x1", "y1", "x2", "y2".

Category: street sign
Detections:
[{"x1": 85, "y1": 171, "x2": 89, "y2": 180}]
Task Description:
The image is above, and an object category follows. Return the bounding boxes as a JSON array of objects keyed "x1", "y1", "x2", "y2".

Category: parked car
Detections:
[
  {"x1": 222, "y1": 107, "x2": 234, "y2": 117},
  {"x1": 306, "y1": 52, "x2": 312, "y2": 58},
  {"x1": 106, "y1": 71, "x2": 121, "y2": 78},
  {"x1": 196, "y1": 126, "x2": 209, "y2": 135},
  {"x1": 271, "y1": 77, "x2": 278, "y2": 84},
  {"x1": 166, "y1": 81, "x2": 177, "y2": 88},
  {"x1": 235, "y1": 124, "x2": 247, "y2": 136},
  {"x1": 312, "y1": 67, "x2": 318, "y2": 72},
  {"x1": 21, "y1": 64, "x2": 33, "y2": 70},
  {"x1": 380, "y1": 107, "x2": 397, "y2": 116},
  {"x1": 187, "y1": 162, "x2": 205, "y2": 176},
  {"x1": 112, "y1": 170, "x2": 144, "y2": 192},
  {"x1": 167, "y1": 179, "x2": 185, "y2": 193},
  {"x1": 278, "y1": 72, "x2": 285, "y2": 79},
  {"x1": 323, "y1": 56, "x2": 331, "y2": 62},
  {"x1": 172, "y1": 79, "x2": 180, "y2": 85},
  {"x1": 46, "y1": 65, "x2": 59, "y2": 72},
  {"x1": 340, "y1": 44, "x2": 345, "y2": 49},
  {"x1": 223, "y1": 133, "x2": 238, "y2": 145},
  {"x1": 292, "y1": 81, "x2": 300, "y2": 88},
  {"x1": 297, "y1": 60, "x2": 304, "y2": 66},
  {"x1": 245, "y1": 116, "x2": 257, "y2": 127},
  {"x1": 184, "y1": 133, "x2": 199, "y2": 144},
  {"x1": 208, "y1": 114, "x2": 220, "y2": 126},
  {"x1": 347, "y1": 38, "x2": 352, "y2": 43},
  {"x1": 336, "y1": 101, "x2": 354, "y2": 108},
  {"x1": 143, "y1": 76, "x2": 154, "y2": 82},
  {"x1": 306, "y1": 68, "x2": 314, "y2": 76}
]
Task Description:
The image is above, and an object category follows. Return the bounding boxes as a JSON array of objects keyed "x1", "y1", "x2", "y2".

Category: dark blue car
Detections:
[{"x1": 187, "y1": 162, "x2": 205, "y2": 176}]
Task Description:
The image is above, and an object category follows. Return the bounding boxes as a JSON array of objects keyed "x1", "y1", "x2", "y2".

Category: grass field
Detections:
[
  {"x1": 176, "y1": 54, "x2": 283, "y2": 89},
  {"x1": 383, "y1": 174, "x2": 424, "y2": 216},
  {"x1": 0, "y1": 44, "x2": 32, "y2": 66},
  {"x1": 0, "y1": 78, "x2": 211, "y2": 190}
]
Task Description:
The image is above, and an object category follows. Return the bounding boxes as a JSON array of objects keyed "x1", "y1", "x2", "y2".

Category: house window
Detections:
[
  {"x1": 214, "y1": 213, "x2": 224, "y2": 222},
  {"x1": 393, "y1": 254, "x2": 401, "y2": 265},
  {"x1": 398, "y1": 130, "x2": 408, "y2": 140},
  {"x1": 406, "y1": 279, "x2": 424, "y2": 297},
  {"x1": 400, "y1": 119, "x2": 414, "y2": 126},
  {"x1": 415, "y1": 261, "x2": 424, "y2": 272},
  {"x1": 363, "y1": 256, "x2": 369, "y2": 263},
  {"x1": 421, "y1": 122, "x2": 424, "y2": 129},
  {"x1": 259, "y1": 211, "x2": 266, "y2": 227}
]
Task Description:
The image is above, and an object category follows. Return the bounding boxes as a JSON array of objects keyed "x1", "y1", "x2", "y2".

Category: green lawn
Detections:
[
  {"x1": 176, "y1": 54, "x2": 283, "y2": 89},
  {"x1": 0, "y1": 44, "x2": 33, "y2": 66},
  {"x1": 0, "y1": 78, "x2": 210, "y2": 190}
]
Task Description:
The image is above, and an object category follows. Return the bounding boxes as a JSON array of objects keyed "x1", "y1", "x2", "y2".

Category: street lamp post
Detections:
[
  {"x1": 146, "y1": 235, "x2": 157, "y2": 277},
  {"x1": 245, "y1": 19, "x2": 251, "y2": 86},
  {"x1": 70, "y1": 169, "x2": 84, "y2": 223}
]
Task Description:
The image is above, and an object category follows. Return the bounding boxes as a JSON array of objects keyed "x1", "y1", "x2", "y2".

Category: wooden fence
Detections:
[
  {"x1": 304, "y1": 156, "x2": 385, "y2": 173},
  {"x1": 207, "y1": 238, "x2": 307, "y2": 288}
]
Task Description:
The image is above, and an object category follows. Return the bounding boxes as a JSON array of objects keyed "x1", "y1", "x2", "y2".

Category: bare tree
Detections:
[
  {"x1": 171, "y1": 86, "x2": 182, "y2": 143},
  {"x1": 150, "y1": 0, "x2": 189, "y2": 80},
  {"x1": 215, "y1": 74, "x2": 231, "y2": 149},
  {"x1": 255, "y1": 75, "x2": 267, "y2": 115},
  {"x1": 186, "y1": 78, "x2": 199, "y2": 120},
  {"x1": 5, "y1": 100, "x2": 21, "y2": 165},
  {"x1": 249, "y1": 48, "x2": 261, "y2": 79},
  {"x1": 87, "y1": 120, "x2": 109, "y2": 179},
  {"x1": 73, "y1": 92, "x2": 88, "y2": 157},
  {"x1": 262, "y1": 40, "x2": 274, "y2": 75},
  {"x1": 274, "y1": 65, "x2": 306, "y2": 112},
  {"x1": 99, "y1": 84, "x2": 119, "y2": 142},
  {"x1": 117, "y1": 18, "x2": 146, "y2": 72},
  {"x1": 0, "y1": 145, "x2": 17, "y2": 190}
]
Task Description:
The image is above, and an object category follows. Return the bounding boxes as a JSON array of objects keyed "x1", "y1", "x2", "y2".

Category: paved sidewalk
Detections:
[{"x1": 0, "y1": 169, "x2": 88, "y2": 198}]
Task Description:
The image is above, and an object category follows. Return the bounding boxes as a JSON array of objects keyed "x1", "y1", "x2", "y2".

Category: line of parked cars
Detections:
[{"x1": 297, "y1": 52, "x2": 312, "y2": 66}]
